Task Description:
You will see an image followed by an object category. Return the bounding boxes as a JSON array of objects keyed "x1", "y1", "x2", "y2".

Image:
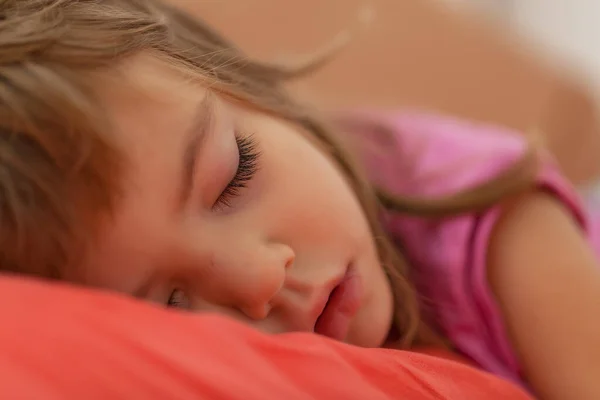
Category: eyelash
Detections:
[
  {"x1": 167, "y1": 288, "x2": 189, "y2": 309},
  {"x1": 213, "y1": 133, "x2": 260, "y2": 210}
]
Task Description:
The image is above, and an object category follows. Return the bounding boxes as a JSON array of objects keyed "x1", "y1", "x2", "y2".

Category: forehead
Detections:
[
  {"x1": 74, "y1": 56, "x2": 207, "y2": 286},
  {"x1": 88, "y1": 54, "x2": 209, "y2": 160},
  {"x1": 92, "y1": 54, "x2": 205, "y2": 114}
]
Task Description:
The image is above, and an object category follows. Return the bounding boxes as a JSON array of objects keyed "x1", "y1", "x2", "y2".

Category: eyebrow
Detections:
[{"x1": 177, "y1": 93, "x2": 215, "y2": 209}]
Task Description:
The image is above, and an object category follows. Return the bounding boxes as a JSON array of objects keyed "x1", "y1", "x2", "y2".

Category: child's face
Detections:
[{"x1": 76, "y1": 55, "x2": 394, "y2": 347}]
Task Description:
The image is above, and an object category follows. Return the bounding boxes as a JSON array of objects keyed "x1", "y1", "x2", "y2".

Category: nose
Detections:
[{"x1": 218, "y1": 240, "x2": 294, "y2": 321}]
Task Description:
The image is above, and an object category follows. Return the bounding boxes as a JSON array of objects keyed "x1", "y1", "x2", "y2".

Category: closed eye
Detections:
[
  {"x1": 213, "y1": 133, "x2": 260, "y2": 210},
  {"x1": 167, "y1": 288, "x2": 191, "y2": 309}
]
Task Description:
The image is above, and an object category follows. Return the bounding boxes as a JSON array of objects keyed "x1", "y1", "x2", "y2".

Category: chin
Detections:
[
  {"x1": 346, "y1": 311, "x2": 394, "y2": 348},
  {"x1": 346, "y1": 325, "x2": 390, "y2": 348},
  {"x1": 340, "y1": 258, "x2": 395, "y2": 348},
  {"x1": 347, "y1": 285, "x2": 395, "y2": 347}
]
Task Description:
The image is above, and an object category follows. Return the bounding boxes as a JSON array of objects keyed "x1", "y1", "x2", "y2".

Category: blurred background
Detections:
[{"x1": 170, "y1": 0, "x2": 600, "y2": 185}]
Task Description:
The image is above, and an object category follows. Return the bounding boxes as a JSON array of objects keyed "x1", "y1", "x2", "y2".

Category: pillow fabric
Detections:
[{"x1": 0, "y1": 276, "x2": 533, "y2": 400}]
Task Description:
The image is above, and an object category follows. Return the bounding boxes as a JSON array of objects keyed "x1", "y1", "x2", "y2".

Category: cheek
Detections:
[{"x1": 257, "y1": 127, "x2": 371, "y2": 248}]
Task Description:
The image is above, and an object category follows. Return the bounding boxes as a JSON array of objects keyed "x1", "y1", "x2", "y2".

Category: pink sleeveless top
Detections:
[{"x1": 342, "y1": 111, "x2": 600, "y2": 387}]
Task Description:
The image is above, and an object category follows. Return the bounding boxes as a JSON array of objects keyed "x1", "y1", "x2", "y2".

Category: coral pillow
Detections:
[{"x1": 0, "y1": 276, "x2": 532, "y2": 399}]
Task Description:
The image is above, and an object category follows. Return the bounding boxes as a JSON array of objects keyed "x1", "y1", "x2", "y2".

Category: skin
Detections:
[
  {"x1": 63, "y1": 53, "x2": 600, "y2": 400},
  {"x1": 72, "y1": 54, "x2": 394, "y2": 348},
  {"x1": 488, "y1": 192, "x2": 600, "y2": 399}
]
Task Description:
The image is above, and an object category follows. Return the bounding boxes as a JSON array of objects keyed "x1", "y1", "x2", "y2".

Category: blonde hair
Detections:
[{"x1": 0, "y1": 0, "x2": 537, "y2": 347}]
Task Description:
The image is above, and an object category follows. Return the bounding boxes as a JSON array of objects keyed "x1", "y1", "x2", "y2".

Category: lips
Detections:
[{"x1": 313, "y1": 267, "x2": 362, "y2": 341}]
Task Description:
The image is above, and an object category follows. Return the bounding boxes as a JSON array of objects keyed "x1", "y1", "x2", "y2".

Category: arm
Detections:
[{"x1": 488, "y1": 192, "x2": 600, "y2": 400}]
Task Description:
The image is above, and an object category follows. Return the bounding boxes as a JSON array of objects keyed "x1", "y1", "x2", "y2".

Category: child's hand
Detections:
[{"x1": 488, "y1": 192, "x2": 600, "y2": 400}]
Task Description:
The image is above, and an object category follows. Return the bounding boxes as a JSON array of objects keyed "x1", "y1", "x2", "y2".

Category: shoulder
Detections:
[{"x1": 337, "y1": 110, "x2": 593, "y2": 385}]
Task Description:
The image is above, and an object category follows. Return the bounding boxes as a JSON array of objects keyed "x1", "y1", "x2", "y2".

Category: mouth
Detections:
[{"x1": 313, "y1": 266, "x2": 362, "y2": 341}]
